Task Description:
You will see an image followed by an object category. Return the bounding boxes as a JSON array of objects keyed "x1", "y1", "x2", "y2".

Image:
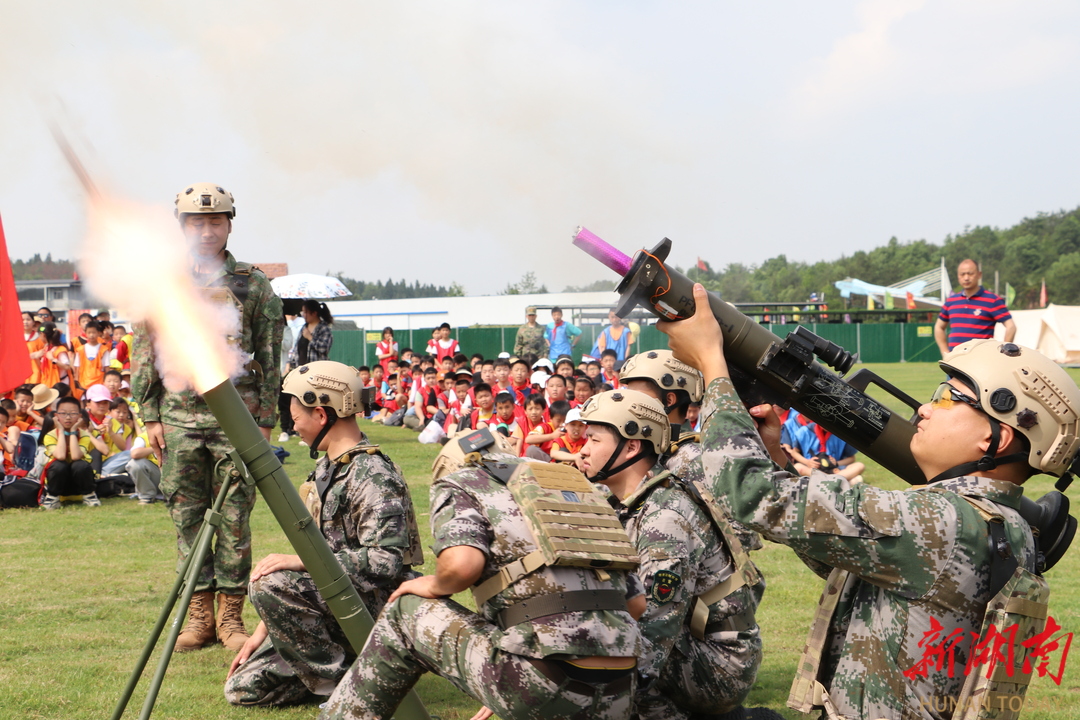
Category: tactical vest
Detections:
[
  {"x1": 299, "y1": 443, "x2": 424, "y2": 567},
  {"x1": 470, "y1": 461, "x2": 640, "y2": 628},
  {"x1": 197, "y1": 263, "x2": 263, "y2": 384},
  {"x1": 950, "y1": 495, "x2": 1048, "y2": 720}
]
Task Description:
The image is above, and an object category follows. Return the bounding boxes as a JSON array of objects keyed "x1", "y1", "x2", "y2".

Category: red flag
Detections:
[
  {"x1": 0, "y1": 214, "x2": 32, "y2": 394},
  {"x1": 906, "y1": 291, "x2": 916, "y2": 310},
  {"x1": 696, "y1": 257, "x2": 708, "y2": 272},
  {"x1": 1040, "y1": 279, "x2": 1048, "y2": 308}
]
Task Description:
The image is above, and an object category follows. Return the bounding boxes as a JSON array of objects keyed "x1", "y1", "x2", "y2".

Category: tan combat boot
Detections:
[
  {"x1": 174, "y1": 591, "x2": 217, "y2": 652},
  {"x1": 216, "y1": 593, "x2": 250, "y2": 652}
]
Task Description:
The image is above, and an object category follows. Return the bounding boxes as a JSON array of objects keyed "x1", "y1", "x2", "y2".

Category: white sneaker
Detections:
[
  {"x1": 277, "y1": 432, "x2": 289, "y2": 443},
  {"x1": 298, "y1": 440, "x2": 308, "y2": 447},
  {"x1": 40, "y1": 494, "x2": 60, "y2": 510},
  {"x1": 83, "y1": 493, "x2": 102, "y2": 507}
]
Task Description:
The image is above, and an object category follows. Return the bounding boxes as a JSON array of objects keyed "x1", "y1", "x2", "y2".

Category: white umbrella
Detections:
[{"x1": 270, "y1": 274, "x2": 352, "y2": 299}]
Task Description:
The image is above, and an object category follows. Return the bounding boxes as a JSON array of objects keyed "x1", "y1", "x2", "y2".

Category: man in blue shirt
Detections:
[
  {"x1": 934, "y1": 258, "x2": 1015, "y2": 357},
  {"x1": 545, "y1": 306, "x2": 581, "y2": 361}
]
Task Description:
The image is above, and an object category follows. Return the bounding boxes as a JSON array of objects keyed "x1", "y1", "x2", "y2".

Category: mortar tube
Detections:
[{"x1": 200, "y1": 378, "x2": 431, "y2": 720}]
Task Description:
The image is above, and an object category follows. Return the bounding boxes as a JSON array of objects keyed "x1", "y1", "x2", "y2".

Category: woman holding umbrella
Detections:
[{"x1": 297, "y1": 300, "x2": 334, "y2": 364}]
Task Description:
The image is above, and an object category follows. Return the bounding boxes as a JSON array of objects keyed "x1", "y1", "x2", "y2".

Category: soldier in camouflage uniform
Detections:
[
  {"x1": 661, "y1": 283, "x2": 1080, "y2": 720},
  {"x1": 132, "y1": 183, "x2": 282, "y2": 652},
  {"x1": 319, "y1": 431, "x2": 646, "y2": 720},
  {"x1": 579, "y1": 389, "x2": 764, "y2": 720},
  {"x1": 225, "y1": 361, "x2": 423, "y2": 706},
  {"x1": 514, "y1": 305, "x2": 547, "y2": 359}
]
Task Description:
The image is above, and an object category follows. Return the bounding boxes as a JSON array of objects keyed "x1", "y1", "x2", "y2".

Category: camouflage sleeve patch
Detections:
[{"x1": 650, "y1": 570, "x2": 681, "y2": 605}]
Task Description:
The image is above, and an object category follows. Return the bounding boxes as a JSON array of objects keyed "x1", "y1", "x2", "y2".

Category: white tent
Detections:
[{"x1": 998, "y1": 305, "x2": 1080, "y2": 365}]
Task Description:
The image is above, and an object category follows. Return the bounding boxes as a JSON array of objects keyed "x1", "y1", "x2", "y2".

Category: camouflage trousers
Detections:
[
  {"x1": 161, "y1": 424, "x2": 255, "y2": 595},
  {"x1": 225, "y1": 569, "x2": 354, "y2": 706},
  {"x1": 319, "y1": 594, "x2": 636, "y2": 720},
  {"x1": 635, "y1": 630, "x2": 761, "y2": 720}
]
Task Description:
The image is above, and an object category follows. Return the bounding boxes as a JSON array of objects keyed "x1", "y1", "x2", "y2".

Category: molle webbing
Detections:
[
  {"x1": 498, "y1": 589, "x2": 628, "y2": 629},
  {"x1": 471, "y1": 462, "x2": 638, "y2": 609}
]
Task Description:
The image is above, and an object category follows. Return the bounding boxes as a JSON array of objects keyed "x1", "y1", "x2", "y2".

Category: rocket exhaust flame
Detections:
[{"x1": 52, "y1": 127, "x2": 240, "y2": 394}]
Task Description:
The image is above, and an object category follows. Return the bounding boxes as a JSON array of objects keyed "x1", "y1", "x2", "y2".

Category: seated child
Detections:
[
  {"x1": 443, "y1": 377, "x2": 474, "y2": 433},
  {"x1": 466, "y1": 383, "x2": 497, "y2": 430},
  {"x1": 549, "y1": 408, "x2": 587, "y2": 470},
  {"x1": 128, "y1": 427, "x2": 163, "y2": 504},
  {"x1": 479, "y1": 392, "x2": 521, "y2": 454},
  {"x1": 570, "y1": 376, "x2": 595, "y2": 408},
  {"x1": 787, "y1": 420, "x2": 865, "y2": 483},
  {"x1": 520, "y1": 398, "x2": 569, "y2": 462},
  {"x1": 100, "y1": 398, "x2": 139, "y2": 477},
  {"x1": 40, "y1": 397, "x2": 108, "y2": 508}
]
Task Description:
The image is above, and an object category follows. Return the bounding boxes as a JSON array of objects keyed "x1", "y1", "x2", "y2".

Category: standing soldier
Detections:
[
  {"x1": 578, "y1": 389, "x2": 765, "y2": 720},
  {"x1": 226, "y1": 361, "x2": 423, "y2": 706},
  {"x1": 319, "y1": 429, "x2": 646, "y2": 720},
  {"x1": 132, "y1": 182, "x2": 283, "y2": 652},
  {"x1": 663, "y1": 283, "x2": 1080, "y2": 720},
  {"x1": 513, "y1": 305, "x2": 546, "y2": 360}
]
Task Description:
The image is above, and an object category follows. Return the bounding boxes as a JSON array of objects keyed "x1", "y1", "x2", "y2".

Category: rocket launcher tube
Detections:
[
  {"x1": 574, "y1": 228, "x2": 927, "y2": 485},
  {"x1": 200, "y1": 379, "x2": 431, "y2": 720},
  {"x1": 574, "y1": 227, "x2": 1076, "y2": 572}
]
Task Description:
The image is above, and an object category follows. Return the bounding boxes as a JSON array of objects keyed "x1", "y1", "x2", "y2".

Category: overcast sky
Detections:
[{"x1": 3, "y1": 1, "x2": 1079, "y2": 295}]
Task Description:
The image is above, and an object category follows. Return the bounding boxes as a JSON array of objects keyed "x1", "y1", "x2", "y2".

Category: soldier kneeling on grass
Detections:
[
  {"x1": 225, "y1": 361, "x2": 423, "y2": 707},
  {"x1": 579, "y1": 389, "x2": 772, "y2": 720},
  {"x1": 319, "y1": 426, "x2": 647, "y2": 720}
]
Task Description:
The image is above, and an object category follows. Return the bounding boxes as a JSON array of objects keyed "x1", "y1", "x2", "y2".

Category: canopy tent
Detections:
[{"x1": 999, "y1": 304, "x2": 1080, "y2": 365}]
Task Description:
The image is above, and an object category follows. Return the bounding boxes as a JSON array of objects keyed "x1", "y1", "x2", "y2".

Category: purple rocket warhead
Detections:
[{"x1": 573, "y1": 226, "x2": 633, "y2": 277}]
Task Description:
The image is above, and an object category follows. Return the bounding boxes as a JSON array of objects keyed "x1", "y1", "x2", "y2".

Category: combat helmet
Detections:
[
  {"x1": 175, "y1": 182, "x2": 236, "y2": 219},
  {"x1": 619, "y1": 349, "x2": 704, "y2": 404},
  {"x1": 579, "y1": 389, "x2": 671, "y2": 481},
  {"x1": 940, "y1": 340, "x2": 1080, "y2": 480},
  {"x1": 283, "y1": 361, "x2": 364, "y2": 458}
]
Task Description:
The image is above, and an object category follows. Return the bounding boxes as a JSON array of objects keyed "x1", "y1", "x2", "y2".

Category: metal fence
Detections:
[{"x1": 326, "y1": 321, "x2": 940, "y2": 367}]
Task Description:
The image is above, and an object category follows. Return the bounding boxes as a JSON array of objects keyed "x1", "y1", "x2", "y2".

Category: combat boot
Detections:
[
  {"x1": 174, "y1": 591, "x2": 217, "y2": 652},
  {"x1": 216, "y1": 593, "x2": 250, "y2": 652}
]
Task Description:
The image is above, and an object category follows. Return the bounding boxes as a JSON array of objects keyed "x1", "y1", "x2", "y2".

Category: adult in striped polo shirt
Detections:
[{"x1": 934, "y1": 258, "x2": 1016, "y2": 356}]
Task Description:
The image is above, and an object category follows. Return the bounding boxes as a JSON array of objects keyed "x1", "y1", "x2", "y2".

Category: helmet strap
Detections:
[
  {"x1": 589, "y1": 435, "x2": 642, "y2": 483},
  {"x1": 308, "y1": 410, "x2": 338, "y2": 460},
  {"x1": 928, "y1": 415, "x2": 1028, "y2": 484}
]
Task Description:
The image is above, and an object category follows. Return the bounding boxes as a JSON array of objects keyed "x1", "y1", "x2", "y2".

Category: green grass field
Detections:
[{"x1": 3, "y1": 362, "x2": 1080, "y2": 719}]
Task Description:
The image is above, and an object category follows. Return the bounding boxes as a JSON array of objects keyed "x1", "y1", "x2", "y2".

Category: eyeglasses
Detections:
[
  {"x1": 930, "y1": 382, "x2": 982, "y2": 411},
  {"x1": 56, "y1": 412, "x2": 81, "y2": 418}
]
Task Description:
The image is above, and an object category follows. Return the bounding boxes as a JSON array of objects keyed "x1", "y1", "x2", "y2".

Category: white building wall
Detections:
[{"x1": 328, "y1": 291, "x2": 621, "y2": 330}]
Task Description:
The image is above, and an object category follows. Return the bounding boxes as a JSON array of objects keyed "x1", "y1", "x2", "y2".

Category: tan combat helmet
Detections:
[
  {"x1": 175, "y1": 182, "x2": 236, "y2": 219},
  {"x1": 942, "y1": 340, "x2": 1080, "y2": 478},
  {"x1": 619, "y1": 349, "x2": 704, "y2": 404},
  {"x1": 283, "y1": 361, "x2": 364, "y2": 418},
  {"x1": 431, "y1": 428, "x2": 518, "y2": 482},
  {"x1": 579, "y1": 388, "x2": 671, "y2": 456}
]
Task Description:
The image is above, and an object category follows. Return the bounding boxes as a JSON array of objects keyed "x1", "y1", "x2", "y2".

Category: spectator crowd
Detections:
[{"x1": 5, "y1": 307, "x2": 158, "y2": 509}]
